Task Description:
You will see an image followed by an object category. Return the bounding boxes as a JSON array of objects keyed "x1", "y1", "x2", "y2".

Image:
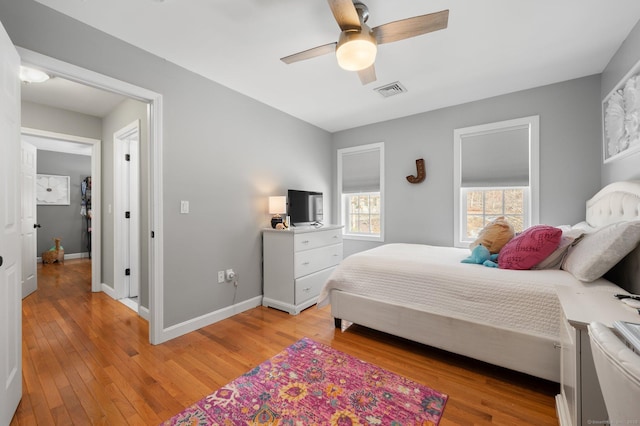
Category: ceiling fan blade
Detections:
[
  {"x1": 281, "y1": 42, "x2": 337, "y2": 65},
  {"x1": 357, "y1": 64, "x2": 376, "y2": 85},
  {"x1": 327, "y1": 0, "x2": 361, "y2": 31},
  {"x1": 373, "y1": 9, "x2": 449, "y2": 45}
]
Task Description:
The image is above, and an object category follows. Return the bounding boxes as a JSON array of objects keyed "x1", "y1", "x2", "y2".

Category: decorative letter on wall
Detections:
[{"x1": 406, "y1": 158, "x2": 426, "y2": 184}]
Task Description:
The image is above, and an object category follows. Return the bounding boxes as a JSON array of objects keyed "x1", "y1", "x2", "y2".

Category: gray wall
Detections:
[
  {"x1": 36, "y1": 150, "x2": 91, "y2": 256},
  {"x1": 22, "y1": 100, "x2": 102, "y2": 139},
  {"x1": 601, "y1": 19, "x2": 640, "y2": 184},
  {"x1": 101, "y1": 98, "x2": 149, "y2": 312},
  {"x1": 0, "y1": 0, "x2": 332, "y2": 328},
  {"x1": 333, "y1": 76, "x2": 603, "y2": 257}
]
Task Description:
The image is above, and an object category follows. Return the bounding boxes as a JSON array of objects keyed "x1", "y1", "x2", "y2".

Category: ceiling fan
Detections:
[{"x1": 280, "y1": 0, "x2": 449, "y2": 85}]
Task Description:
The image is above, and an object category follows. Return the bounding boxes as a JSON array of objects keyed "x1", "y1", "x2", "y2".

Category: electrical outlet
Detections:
[{"x1": 217, "y1": 271, "x2": 225, "y2": 283}]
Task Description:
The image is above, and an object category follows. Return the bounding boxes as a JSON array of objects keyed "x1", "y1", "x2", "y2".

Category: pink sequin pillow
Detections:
[{"x1": 498, "y1": 225, "x2": 562, "y2": 270}]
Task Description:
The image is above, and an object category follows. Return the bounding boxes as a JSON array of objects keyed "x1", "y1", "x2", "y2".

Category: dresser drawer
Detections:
[
  {"x1": 294, "y1": 243, "x2": 342, "y2": 278},
  {"x1": 294, "y1": 228, "x2": 342, "y2": 252},
  {"x1": 295, "y1": 267, "x2": 335, "y2": 305}
]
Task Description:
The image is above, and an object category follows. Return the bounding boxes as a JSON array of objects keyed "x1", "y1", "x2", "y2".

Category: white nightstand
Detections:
[
  {"x1": 555, "y1": 283, "x2": 640, "y2": 426},
  {"x1": 262, "y1": 225, "x2": 343, "y2": 315}
]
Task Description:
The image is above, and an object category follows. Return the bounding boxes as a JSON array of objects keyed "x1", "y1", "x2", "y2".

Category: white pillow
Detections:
[
  {"x1": 562, "y1": 220, "x2": 640, "y2": 282},
  {"x1": 570, "y1": 221, "x2": 598, "y2": 234},
  {"x1": 532, "y1": 229, "x2": 584, "y2": 270}
]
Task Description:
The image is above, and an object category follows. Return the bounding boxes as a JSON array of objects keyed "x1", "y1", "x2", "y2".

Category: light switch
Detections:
[{"x1": 180, "y1": 200, "x2": 189, "y2": 214}]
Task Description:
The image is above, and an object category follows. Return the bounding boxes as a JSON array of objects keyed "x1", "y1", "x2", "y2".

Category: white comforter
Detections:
[{"x1": 318, "y1": 243, "x2": 589, "y2": 339}]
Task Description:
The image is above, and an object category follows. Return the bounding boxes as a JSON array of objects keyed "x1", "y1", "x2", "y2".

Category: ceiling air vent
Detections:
[{"x1": 374, "y1": 81, "x2": 407, "y2": 98}]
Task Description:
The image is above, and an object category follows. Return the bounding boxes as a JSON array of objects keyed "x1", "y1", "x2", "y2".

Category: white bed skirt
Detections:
[{"x1": 330, "y1": 290, "x2": 560, "y2": 382}]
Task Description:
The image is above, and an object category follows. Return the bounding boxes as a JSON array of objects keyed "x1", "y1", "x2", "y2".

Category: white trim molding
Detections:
[
  {"x1": 336, "y1": 142, "x2": 385, "y2": 242},
  {"x1": 22, "y1": 127, "x2": 102, "y2": 292},
  {"x1": 453, "y1": 115, "x2": 540, "y2": 248}
]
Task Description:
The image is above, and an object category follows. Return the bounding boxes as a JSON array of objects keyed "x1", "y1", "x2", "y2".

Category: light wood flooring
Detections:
[{"x1": 11, "y1": 258, "x2": 559, "y2": 425}]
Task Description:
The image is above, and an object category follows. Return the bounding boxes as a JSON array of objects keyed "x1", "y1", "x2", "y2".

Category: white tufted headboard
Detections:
[
  {"x1": 587, "y1": 181, "x2": 640, "y2": 294},
  {"x1": 586, "y1": 180, "x2": 640, "y2": 227}
]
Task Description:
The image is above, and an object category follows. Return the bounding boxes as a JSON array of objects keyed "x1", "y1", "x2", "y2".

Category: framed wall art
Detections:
[
  {"x1": 603, "y1": 58, "x2": 640, "y2": 163},
  {"x1": 36, "y1": 174, "x2": 70, "y2": 205}
]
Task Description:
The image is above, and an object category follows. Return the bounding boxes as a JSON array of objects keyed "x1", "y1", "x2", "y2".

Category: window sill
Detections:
[{"x1": 343, "y1": 234, "x2": 384, "y2": 242}]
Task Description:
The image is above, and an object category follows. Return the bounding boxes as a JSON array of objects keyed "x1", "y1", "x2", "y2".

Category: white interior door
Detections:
[
  {"x1": 21, "y1": 141, "x2": 37, "y2": 298},
  {"x1": 0, "y1": 21, "x2": 23, "y2": 426},
  {"x1": 114, "y1": 120, "x2": 140, "y2": 300}
]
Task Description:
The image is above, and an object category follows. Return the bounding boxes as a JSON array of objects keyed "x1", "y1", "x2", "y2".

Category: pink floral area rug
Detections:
[{"x1": 162, "y1": 337, "x2": 448, "y2": 425}]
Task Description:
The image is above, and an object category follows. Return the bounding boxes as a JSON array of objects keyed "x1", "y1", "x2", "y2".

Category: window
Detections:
[
  {"x1": 462, "y1": 187, "x2": 528, "y2": 239},
  {"x1": 344, "y1": 192, "x2": 381, "y2": 235},
  {"x1": 337, "y1": 143, "x2": 384, "y2": 241},
  {"x1": 454, "y1": 116, "x2": 539, "y2": 247}
]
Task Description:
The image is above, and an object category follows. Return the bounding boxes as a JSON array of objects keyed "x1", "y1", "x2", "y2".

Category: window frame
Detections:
[
  {"x1": 453, "y1": 116, "x2": 539, "y2": 248},
  {"x1": 337, "y1": 142, "x2": 385, "y2": 242}
]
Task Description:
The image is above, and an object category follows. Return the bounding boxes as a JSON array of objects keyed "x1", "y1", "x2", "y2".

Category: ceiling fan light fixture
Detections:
[
  {"x1": 19, "y1": 66, "x2": 50, "y2": 84},
  {"x1": 336, "y1": 29, "x2": 377, "y2": 71}
]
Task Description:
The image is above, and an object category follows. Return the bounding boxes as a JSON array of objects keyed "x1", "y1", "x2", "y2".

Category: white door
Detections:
[
  {"x1": 21, "y1": 141, "x2": 37, "y2": 298},
  {"x1": 114, "y1": 121, "x2": 140, "y2": 300},
  {"x1": 0, "y1": 21, "x2": 23, "y2": 426}
]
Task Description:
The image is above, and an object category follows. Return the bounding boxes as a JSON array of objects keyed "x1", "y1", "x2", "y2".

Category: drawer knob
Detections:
[
  {"x1": 553, "y1": 343, "x2": 562, "y2": 349},
  {"x1": 302, "y1": 240, "x2": 310, "y2": 244},
  {"x1": 302, "y1": 261, "x2": 310, "y2": 266},
  {"x1": 303, "y1": 287, "x2": 311, "y2": 292}
]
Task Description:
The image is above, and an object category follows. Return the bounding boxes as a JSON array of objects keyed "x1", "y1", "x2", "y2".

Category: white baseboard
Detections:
[
  {"x1": 101, "y1": 283, "x2": 117, "y2": 299},
  {"x1": 160, "y1": 296, "x2": 262, "y2": 342},
  {"x1": 104, "y1": 284, "x2": 150, "y2": 321},
  {"x1": 38, "y1": 252, "x2": 90, "y2": 262},
  {"x1": 65, "y1": 252, "x2": 90, "y2": 260},
  {"x1": 102, "y1": 285, "x2": 260, "y2": 341},
  {"x1": 138, "y1": 305, "x2": 150, "y2": 321}
]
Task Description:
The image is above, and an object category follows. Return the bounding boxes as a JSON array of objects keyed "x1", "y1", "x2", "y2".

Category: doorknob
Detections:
[{"x1": 33, "y1": 224, "x2": 41, "y2": 229}]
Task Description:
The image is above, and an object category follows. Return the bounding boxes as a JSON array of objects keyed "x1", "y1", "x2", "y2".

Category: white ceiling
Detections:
[
  {"x1": 21, "y1": 75, "x2": 127, "y2": 118},
  {"x1": 27, "y1": 0, "x2": 640, "y2": 132}
]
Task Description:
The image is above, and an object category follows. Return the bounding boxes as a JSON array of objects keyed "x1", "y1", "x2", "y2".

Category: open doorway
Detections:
[
  {"x1": 21, "y1": 129, "x2": 101, "y2": 297},
  {"x1": 18, "y1": 47, "x2": 166, "y2": 344}
]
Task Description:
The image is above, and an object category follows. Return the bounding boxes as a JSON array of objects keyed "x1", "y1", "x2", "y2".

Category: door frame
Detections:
[
  {"x1": 113, "y1": 120, "x2": 140, "y2": 301},
  {"x1": 20, "y1": 141, "x2": 37, "y2": 299},
  {"x1": 18, "y1": 47, "x2": 166, "y2": 345},
  {"x1": 21, "y1": 128, "x2": 102, "y2": 291}
]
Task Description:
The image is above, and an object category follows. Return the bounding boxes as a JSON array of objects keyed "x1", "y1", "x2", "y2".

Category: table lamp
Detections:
[{"x1": 268, "y1": 196, "x2": 287, "y2": 228}]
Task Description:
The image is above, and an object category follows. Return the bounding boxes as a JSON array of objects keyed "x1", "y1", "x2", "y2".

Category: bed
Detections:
[{"x1": 317, "y1": 181, "x2": 640, "y2": 383}]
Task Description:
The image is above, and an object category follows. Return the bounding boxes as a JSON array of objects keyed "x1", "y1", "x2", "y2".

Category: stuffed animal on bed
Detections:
[
  {"x1": 470, "y1": 216, "x2": 514, "y2": 254},
  {"x1": 461, "y1": 243, "x2": 499, "y2": 268}
]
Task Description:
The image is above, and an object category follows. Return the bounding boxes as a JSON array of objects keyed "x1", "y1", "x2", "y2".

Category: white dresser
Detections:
[
  {"x1": 262, "y1": 225, "x2": 343, "y2": 315},
  {"x1": 555, "y1": 284, "x2": 640, "y2": 426}
]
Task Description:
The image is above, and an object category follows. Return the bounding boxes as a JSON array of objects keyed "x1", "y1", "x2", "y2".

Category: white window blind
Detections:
[
  {"x1": 341, "y1": 149, "x2": 380, "y2": 193},
  {"x1": 460, "y1": 127, "x2": 529, "y2": 187}
]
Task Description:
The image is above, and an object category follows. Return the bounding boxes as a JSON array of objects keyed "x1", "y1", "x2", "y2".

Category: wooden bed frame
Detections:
[{"x1": 330, "y1": 180, "x2": 640, "y2": 383}]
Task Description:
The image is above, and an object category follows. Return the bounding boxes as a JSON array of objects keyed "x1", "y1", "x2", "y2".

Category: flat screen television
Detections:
[{"x1": 287, "y1": 189, "x2": 323, "y2": 226}]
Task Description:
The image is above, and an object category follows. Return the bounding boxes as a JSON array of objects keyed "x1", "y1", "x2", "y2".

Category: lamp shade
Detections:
[
  {"x1": 336, "y1": 29, "x2": 377, "y2": 71},
  {"x1": 268, "y1": 196, "x2": 287, "y2": 215}
]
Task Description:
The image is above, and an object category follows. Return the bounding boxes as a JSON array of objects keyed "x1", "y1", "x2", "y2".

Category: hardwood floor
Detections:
[{"x1": 12, "y1": 259, "x2": 559, "y2": 425}]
